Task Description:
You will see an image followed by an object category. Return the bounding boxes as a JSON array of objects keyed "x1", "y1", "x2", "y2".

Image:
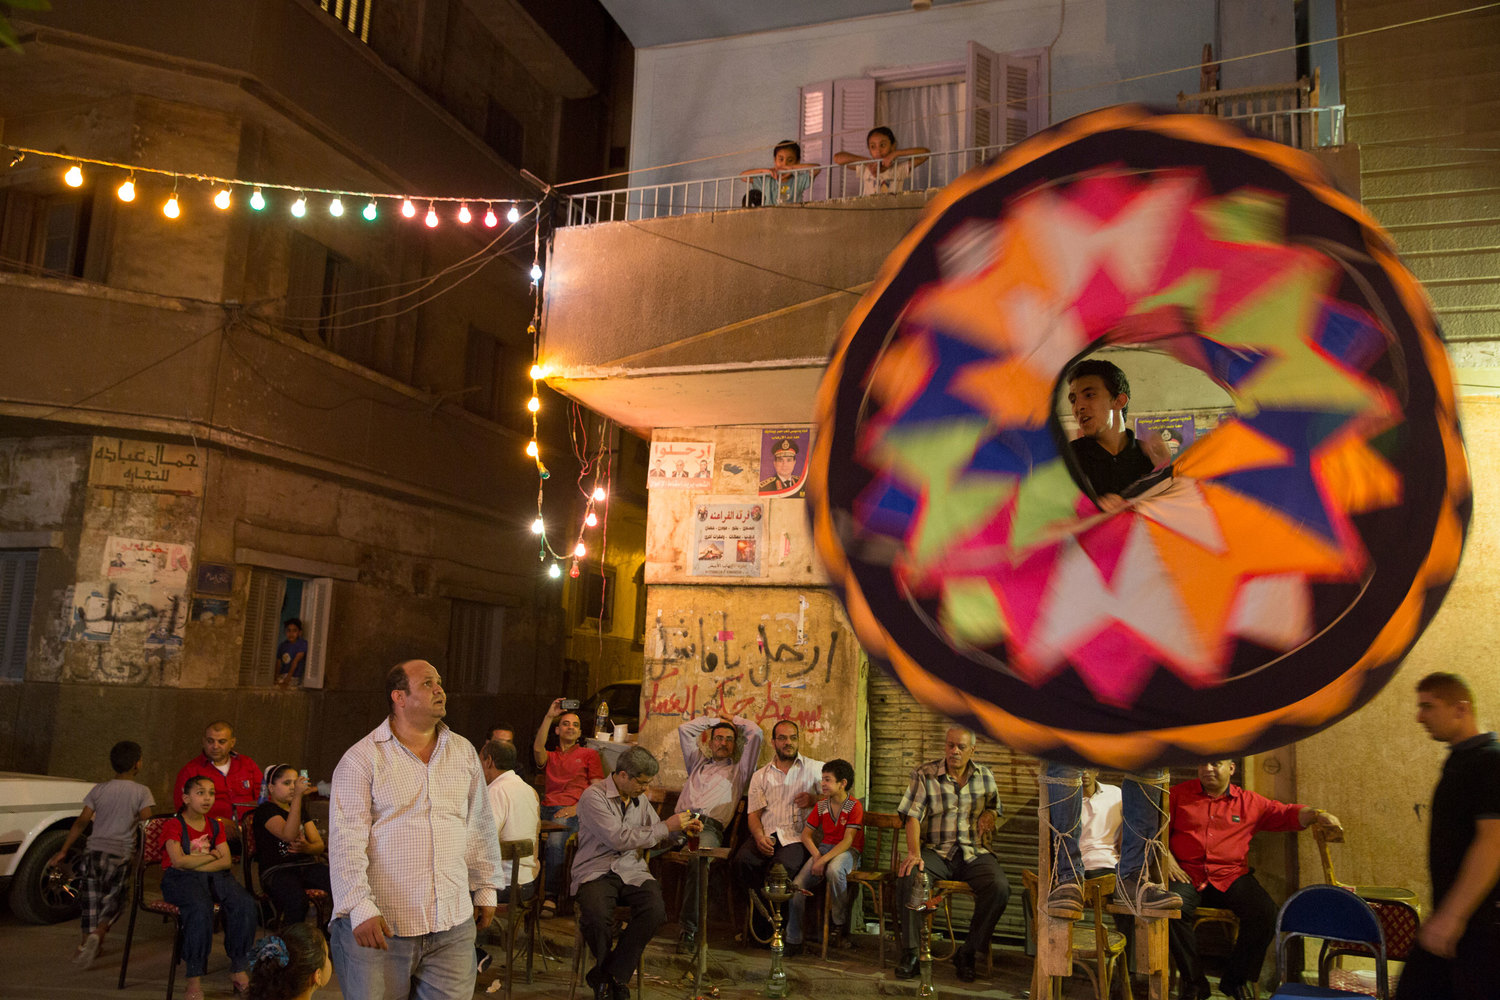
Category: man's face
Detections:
[
  {"x1": 1198, "y1": 759, "x2": 1235, "y2": 795},
  {"x1": 614, "y1": 770, "x2": 653, "y2": 801},
  {"x1": 393, "y1": 660, "x2": 446, "y2": 724},
  {"x1": 1068, "y1": 375, "x2": 1127, "y2": 439},
  {"x1": 1417, "y1": 692, "x2": 1469, "y2": 743},
  {"x1": 772, "y1": 723, "x2": 800, "y2": 760},
  {"x1": 490, "y1": 728, "x2": 514, "y2": 744},
  {"x1": 707, "y1": 725, "x2": 737, "y2": 761},
  {"x1": 203, "y1": 725, "x2": 235, "y2": 765},
  {"x1": 556, "y1": 712, "x2": 582, "y2": 744},
  {"x1": 1081, "y1": 768, "x2": 1100, "y2": 796},
  {"x1": 773, "y1": 451, "x2": 797, "y2": 480},
  {"x1": 944, "y1": 729, "x2": 975, "y2": 774},
  {"x1": 774, "y1": 147, "x2": 799, "y2": 169}
]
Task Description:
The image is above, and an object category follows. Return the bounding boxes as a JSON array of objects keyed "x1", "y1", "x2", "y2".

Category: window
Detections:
[
  {"x1": 240, "y1": 569, "x2": 331, "y2": 688},
  {"x1": 0, "y1": 189, "x2": 95, "y2": 280},
  {"x1": 463, "y1": 327, "x2": 524, "y2": 427},
  {"x1": 484, "y1": 100, "x2": 525, "y2": 167},
  {"x1": 318, "y1": 0, "x2": 372, "y2": 43},
  {"x1": 0, "y1": 551, "x2": 39, "y2": 681},
  {"x1": 574, "y1": 564, "x2": 614, "y2": 630},
  {"x1": 447, "y1": 600, "x2": 503, "y2": 693},
  {"x1": 285, "y1": 233, "x2": 404, "y2": 381}
]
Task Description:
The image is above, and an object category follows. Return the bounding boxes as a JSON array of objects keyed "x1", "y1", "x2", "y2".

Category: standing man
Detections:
[
  {"x1": 672, "y1": 714, "x2": 763, "y2": 954},
  {"x1": 173, "y1": 721, "x2": 261, "y2": 832},
  {"x1": 1398, "y1": 672, "x2": 1500, "y2": 998},
  {"x1": 573, "y1": 746, "x2": 701, "y2": 1000},
  {"x1": 730, "y1": 720, "x2": 823, "y2": 943},
  {"x1": 894, "y1": 727, "x2": 1008, "y2": 982},
  {"x1": 329, "y1": 660, "x2": 503, "y2": 999},
  {"x1": 1166, "y1": 759, "x2": 1342, "y2": 1000},
  {"x1": 533, "y1": 698, "x2": 605, "y2": 914},
  {"x1": 1045, "y1": 359, "x2": 1179, "y2": 923}
]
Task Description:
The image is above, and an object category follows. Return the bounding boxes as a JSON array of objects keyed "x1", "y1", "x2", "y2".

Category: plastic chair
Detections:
[
  {"x1": 1267, "y1": 885, "x2": 1387, "y2": 998},
  {"x1": 117, "y1": 815, "x2": 210, "y2": 999}
]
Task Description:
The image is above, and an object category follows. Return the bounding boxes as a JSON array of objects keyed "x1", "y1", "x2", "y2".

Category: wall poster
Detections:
[
  {"x1": 691, "y1": 503, "x2": 764, "y2": 577},
  {"x1": 759, "y1": 428, "x2": 810, "y2": 498},
  {"x1": 648, "y1": 441, "x2": 714, "y2": 488}
]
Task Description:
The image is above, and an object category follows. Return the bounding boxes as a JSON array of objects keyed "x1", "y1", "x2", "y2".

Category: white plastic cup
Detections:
[{"x1": 613, "y1": 723, "x2": 628, "y2": 741}]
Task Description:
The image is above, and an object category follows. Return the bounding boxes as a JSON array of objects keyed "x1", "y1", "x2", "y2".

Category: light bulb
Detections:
[
  {"x1": 569, "y1": 561, "x2": 580, "y2": 579},
  {"x1": 528, "y1": 364, "x2": 547, "y2": 381},
  {"x1": 525, "y1": 440, "x2": 539, "y2": 458},
  {"x1": 592, "y1": 486, "x2": 606, "y2": 502},
  {"x1": 584, "y1": 511, "x2": 598, "y2": 527},
  {"x1": 574, "y1": 541, "x2": 587, "y2": 558},
  {"x1": 117, "y1": 178, "x2": 136, "y2": 202},
  {"x1": 163, "y1": 194, "x2": 180, "y2": 219},
  {"x1": 483, "y1": 205, "x2": 498, "y2": 227},
  {"x1": 250, "y1": 188, "x2": 266, "y2": 211},
  {"x1": 527, "y1": 396, "x2": 540, "y2": 413},
  {"x1": 213, "y1": 188, "x2": 231, "y2": 210},
  {"x1": 531, "y1": 517, "x2": 545, "y2": 535},
  {"x1": 329, "y1": 197, "x2": 344, "y2": 217},
  {"x1": 507, "y1": 204, "x2": 521, "y2": 224},
  {"x1": 424, "y1": 204, "x2": 438, "y2": 228},
  {"x1": 401, "y1": 198, "x2": 416, "y2": 218},
  {"x1": 64, "y1": 165, "x2": 84, "y2": 187},
  {"x1": 530, "y1": 263, "x2": 543, "y2": 282},
  {"x1": 457, "y1": 203, "x2": 471, "y2": 224},
  {"x1": 547, "y1": 563, "x2": 562, "y2": 579},
  {"x1": 363, "y1": 200, "x2": 378, "y2": 221},
  {"x1": 291, "y1": 195, "x2": 307, "y2": 218}
]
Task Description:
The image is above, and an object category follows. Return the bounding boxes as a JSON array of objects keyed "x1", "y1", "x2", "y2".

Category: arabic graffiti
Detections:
[{"x1": 88, "y1": 436, "x2": 205, "y2": 496}]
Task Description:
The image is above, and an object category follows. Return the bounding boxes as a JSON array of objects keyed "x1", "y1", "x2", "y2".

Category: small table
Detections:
[{"x1": 663, "y1": 845, "x2": 730, "y2": 1000}]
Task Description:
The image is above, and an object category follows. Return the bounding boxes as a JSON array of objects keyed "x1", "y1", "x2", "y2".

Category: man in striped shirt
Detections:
[
  {"x1": 894, "y1": 727, "x2": 1008, "y2": 982},
  {"x1": 329, "y1": 660, "x2": 504, "y2": 1000}
]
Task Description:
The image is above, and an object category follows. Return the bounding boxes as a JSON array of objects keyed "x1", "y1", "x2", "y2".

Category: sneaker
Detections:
[
  {"x1": 1112, "y1": 876, "x2": 1181, "y2": 913},
  {"x1": 675, "y1": 931, "x2": 697, "y2": 956},
  {"x1": 1044, "y1": 881, "x2": 1084, "y2": 920},
  {"x1": 475, "y1": 949, "x2": 493, "y2": 974},
  {"x1": 73, "y1": 934, "x2": 101, "y2": 970}
]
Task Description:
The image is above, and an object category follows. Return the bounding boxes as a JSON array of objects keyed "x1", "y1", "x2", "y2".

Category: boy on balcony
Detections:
[{"x1": 741, "y1": 140, "x2": 821, "y2": 206}]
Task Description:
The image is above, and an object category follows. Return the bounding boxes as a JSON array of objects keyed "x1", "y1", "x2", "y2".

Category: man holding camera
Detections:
[{"x1": 534, "y1": 697, "x2": 604, "y2": 914}]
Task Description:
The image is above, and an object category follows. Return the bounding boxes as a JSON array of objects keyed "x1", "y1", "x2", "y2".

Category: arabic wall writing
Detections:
[
  {"x1": 636, "y1": 584, "x2": 860, "y2": 787},
  {"x1": 88, "y1": 436, "x2": 205, "y2": 496}
]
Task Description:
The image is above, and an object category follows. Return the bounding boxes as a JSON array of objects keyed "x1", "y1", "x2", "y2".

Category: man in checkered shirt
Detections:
[
  {"x1": 893, "y1": 727, "x2": 1009, "y2": 983},
  {"x1": 329, "y1": 660, "x2": 504, "y2": 1000}
]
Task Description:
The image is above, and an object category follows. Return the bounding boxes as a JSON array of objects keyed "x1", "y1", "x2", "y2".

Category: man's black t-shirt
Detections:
[
  {"x1": 1430, "y1": 732, "x2": 1500, "y2": 911},
  {"x1": 1070, "y1": 431, "x2": 1157, "y2": 497}
]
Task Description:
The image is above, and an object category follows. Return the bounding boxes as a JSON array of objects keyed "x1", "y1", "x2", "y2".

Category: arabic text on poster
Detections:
[
  {"x1": 648, "y1": 441, "x2": 714, "y2": 489},
  {"x1": 691, "y1": 503, "x2": 764, "y2": 577}
]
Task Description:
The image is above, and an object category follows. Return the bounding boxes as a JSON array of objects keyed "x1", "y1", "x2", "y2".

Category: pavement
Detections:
[{"x1": 0, "y1": 903, "x2": 1055, "y2": 1000}]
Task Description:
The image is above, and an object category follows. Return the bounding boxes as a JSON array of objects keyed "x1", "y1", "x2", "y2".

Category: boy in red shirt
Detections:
[
  {"x1": 532, "y1": 697, "x2": 604, "y2": 914},
  {"x1": 787, "y1": 759, "x2": 863, "y2": 954}
]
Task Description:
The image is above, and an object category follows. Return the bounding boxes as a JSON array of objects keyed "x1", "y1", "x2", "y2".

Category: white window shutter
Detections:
[
  {"x1": 1000, "y1": 52, "x2": 1044, "y2": 144},
  {"x1": 831, "y1": 77, "x2": 876, "y2": 199},
  {"x1": 967, "y1": 41, "x2": 1001, "y2": 161},
  {"x1": 799, "y1": 80, "x2": 833, "y2": 201},
  {"x1": 300, "y1": 578, "x2": 333, "y2": 689}
]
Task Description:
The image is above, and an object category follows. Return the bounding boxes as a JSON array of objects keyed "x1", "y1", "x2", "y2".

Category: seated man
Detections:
[
  {"x1": 729, "y1": 720, "x2": 822, "y2": 945},
  {"x1": 485, "y1": 721, "x2": 527, "y2": 779},
  {"x1": 573, "y1": 747, "x2": 700, "y2": 1000},
  {"x1": 533, "y1": 698, "x2": 604, "y2": 913},
  {"x1": 672, "y1": 713, "x2": 762, "y2": 954},
  {"x1": 174, "y1": 721, "x2": 261, "y2": 835},
  {"x1": 477, "y1": 739, "x2": 540, "y2": 974},
  {"x1": 1167, "y1": 759, "x2": 1342, "y2": 1000},
  {"x1": 894, "y1": 727, "x2": 1008, "y2": 983}
]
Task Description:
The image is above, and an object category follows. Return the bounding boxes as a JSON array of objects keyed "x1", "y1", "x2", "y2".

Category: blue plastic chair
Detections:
[{"x1": 1268, "y1": 885, "x2": 1388, "y2": 998}]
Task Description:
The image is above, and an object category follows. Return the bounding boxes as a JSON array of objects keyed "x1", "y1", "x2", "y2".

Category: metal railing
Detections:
[{"x1": 563, "y1": 106, "x2": 1347, "y2": 227}]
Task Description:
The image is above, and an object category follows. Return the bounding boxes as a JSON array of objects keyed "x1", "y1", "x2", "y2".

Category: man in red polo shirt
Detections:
[
  {"x1": 1166, "y1": 759, "x2": 1342, "y2": 1000},
  {"x1": 172, "y1": 721, "x2": 261, "y2": 831},
  {"x1": 533, "y1": 698, "x2": 604, "y2": 914}
]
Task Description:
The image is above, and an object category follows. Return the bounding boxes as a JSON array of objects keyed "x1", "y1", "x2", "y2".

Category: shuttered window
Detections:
[
  {"x1": 0, "y1": 551, "x2": 39, "y2": 681},
  {"x1": 239, "y1": 569, "x2": 287, "y2": 687}
]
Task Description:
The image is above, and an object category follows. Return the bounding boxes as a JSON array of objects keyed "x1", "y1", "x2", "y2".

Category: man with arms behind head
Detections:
[
  {"x1": 174, "y1": 721, "x2": 261, "y2": 831},
  {"x1": 329, "y1": 660, "x2": 503, "y2": 1000},
  {"x1": 1397, "y1": 672, "x2": 1500, "y2": 999}
]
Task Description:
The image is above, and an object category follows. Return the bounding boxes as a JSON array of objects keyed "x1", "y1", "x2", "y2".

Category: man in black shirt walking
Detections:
[
  {"x1": 1065, "y1": 358, "x2": 1171, "y2": 509},
  {"x1": 1398, "y1": 672, "x2": 1500, "y2": 999}
]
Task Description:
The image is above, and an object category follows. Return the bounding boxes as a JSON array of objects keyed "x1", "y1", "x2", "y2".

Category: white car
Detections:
[{"x1": 1, "y1": 771, "x2": 91, "y2": 923}]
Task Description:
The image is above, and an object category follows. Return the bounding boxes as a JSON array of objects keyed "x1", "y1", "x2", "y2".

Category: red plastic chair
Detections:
[{"x1": 117, "y1": 815, "x2": 212, "y2": 999}]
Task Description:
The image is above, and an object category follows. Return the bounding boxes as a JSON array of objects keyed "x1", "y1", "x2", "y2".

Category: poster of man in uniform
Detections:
[
  {"x1": 691, "y1": 503, "x2": 764, "y2": 577},
  {"x1": 648, "y1": 440, "x2": 714, "y2": 488},
  {"x1": 759, "y1": 428, "x2": 811, "y2": 497},
  {"x1": 1135, "y1": 415, "x2": 1196, "y2": 459}
]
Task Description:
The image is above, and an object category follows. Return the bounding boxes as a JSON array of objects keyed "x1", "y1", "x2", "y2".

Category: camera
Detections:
[{"x1": 561, "y1": 699, "x2": 580, "y2": 711}]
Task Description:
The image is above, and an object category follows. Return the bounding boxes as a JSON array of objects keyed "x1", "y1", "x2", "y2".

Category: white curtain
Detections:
[{"x1": 876, "y1": 79, "x2": 964, "y2": 157}]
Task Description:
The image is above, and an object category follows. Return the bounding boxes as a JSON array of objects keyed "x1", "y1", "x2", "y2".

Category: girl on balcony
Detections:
[
  {"x1": 740, "y1": 140, "x2": 821, "y2": 205},
  {"x1": 835, "y1": 127, "x2": 929, "y2": 195}
]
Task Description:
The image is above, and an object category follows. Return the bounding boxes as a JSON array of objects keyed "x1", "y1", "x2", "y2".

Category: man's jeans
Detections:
[
  {"x1": 331, "y1": 916, "x2": 476, "y2": 1000},
  {"x1": 540, "y1": 804, "x2": 578, "y2": 901},
  {"x1": 787, "y1": 843, "x2": 860, "y2": 945},
  {"x1": 675, "y1": 818, "x2": 724, "y2": 938},
  {"x1": 1044, "y1": 762, "x2": 1168, "y2": 884}
]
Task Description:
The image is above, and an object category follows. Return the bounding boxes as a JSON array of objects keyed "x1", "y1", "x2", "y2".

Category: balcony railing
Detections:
[{"x1": 564, "y1": 106, "x2": 1346, "y2": 227}]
